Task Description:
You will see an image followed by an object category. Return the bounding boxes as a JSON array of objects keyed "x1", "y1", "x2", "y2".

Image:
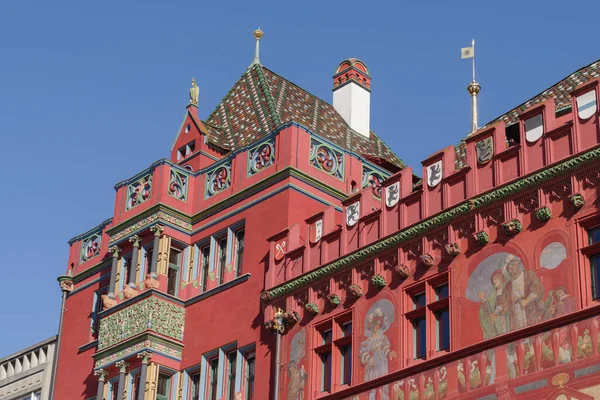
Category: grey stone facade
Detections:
[{"x1": 0, "y1": 337, "x2": 57, "y2": 400}]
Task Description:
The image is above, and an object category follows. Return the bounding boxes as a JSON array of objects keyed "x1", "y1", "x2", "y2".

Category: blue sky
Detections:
[{"x1": 0, "y1": 0, "x2": 598, "y2": 357}]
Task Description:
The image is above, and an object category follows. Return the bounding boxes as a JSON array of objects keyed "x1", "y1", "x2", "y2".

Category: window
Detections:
[
  {"x1": 156, "y1": 373, "x2": 170, "y2": 400},
  {"x1": 144, "y1": 246, "x2": 154, "y2": 277},
  {"x1": 208, "y1": 358, "x2": 219, "y2": 400},
  {"x1": 190, "y1": 371, "x2": 201, "y2": 400},
  {"x1": 167, "y1": 247, "x2": 181, "y2": 296},
  {"x1": 227, "y1": 352, "x2": 237, "y2": 400},
  {"x1": 177, "y1": 141, "x2": 196, "y2": 161},
  {"x1": 235, "y1": 229, "x2": 245, "y2": 275},
  {"x1": 111, "y1": 381, "x2": 119, "y2": 400},
  {"x1": 91, "y1": 288, "x2": 107, "y2": 340},
  {"x1": 588, "y1": 226, "x2": 600, "y2": 299},
  {"x1": 217, "y1": 237, "x2": 227, "y2": 284},
  {"x1": 131, "y1": 372, "x2": 140, "y2": 400},
  {"x1": 20, "y1": 392, "x2": 41, "y2": 400},
  {"x1": 505, "y1": 123, "x2": 520, "y2": 147},
  {"x1": 406, "y1": 276, "x2": 450, "y2": 361},
  {"x1": 314, "y1": 314, "x2": 353, "y2": 393},
  {"x1": 123, "y1": 255, "x2": 132, "y2": 286},
  {"x1": 244, "y1": 352, "x2": 255, "y2": 400},
  {"x1": 201, "y1": 245, "x2": 211, "y2": 292}
]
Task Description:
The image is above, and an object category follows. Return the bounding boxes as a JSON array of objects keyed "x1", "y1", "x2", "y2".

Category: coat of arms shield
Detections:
[
  {"x1": 385, "y1": 182, "x2": 400, "y2": 207},
  {"x1": 427, "y1": 161, "x2": 443, "y2": 188},
  {"x1": 577, "y1": 90, "x2": 597, "y2": 120},
  {"x1": 346, "y1": 202, "x2": 360, "y2": 227},
  {"x1": 475, "y1": 137, "x2": 494, "y2": 164}
]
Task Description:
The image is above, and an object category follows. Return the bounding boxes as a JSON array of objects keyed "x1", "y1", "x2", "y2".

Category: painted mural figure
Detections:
[
  {"x1": 478, "y1": 269, "x2": 509, "y2": 340},
  {"x1": 503, "y1": 255, "x2": 544, "y2": 329},
  {"x1": 287, "y1": 330, "x2": 308, "y2": 400},
  {"x1": 360, "y1": 300, "x2": 396, "y2": 400}
]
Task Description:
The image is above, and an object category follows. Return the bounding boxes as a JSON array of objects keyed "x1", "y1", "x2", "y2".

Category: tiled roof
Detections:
[
  {"x1": 455, "y1": 60, "x2": 600, "y2": 169},
  {"x1": 203, "y1": 64, "x2": 405, "y2": 169}
]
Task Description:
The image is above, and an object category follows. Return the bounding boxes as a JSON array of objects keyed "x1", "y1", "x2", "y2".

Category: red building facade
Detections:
[{"x1": 53, "y1": 45, "x2": 600, "y2": 400}]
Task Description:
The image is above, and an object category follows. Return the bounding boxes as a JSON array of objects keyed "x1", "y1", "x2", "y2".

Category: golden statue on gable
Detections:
[{"x1": 189, "y1": 78, "x2": 199, "y2": 106}]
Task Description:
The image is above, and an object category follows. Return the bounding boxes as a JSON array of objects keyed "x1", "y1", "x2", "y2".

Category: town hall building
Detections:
[{"x1": 52, "y1": 30, "x2": 600, "y2": 399}]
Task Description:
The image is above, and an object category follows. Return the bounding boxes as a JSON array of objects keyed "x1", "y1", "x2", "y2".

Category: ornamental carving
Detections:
[
  {"x1": 58, "y1": 277, "x2": 74, "y2": 293},
  {"x1": 122, "y1": 285, "x2": 138, "y2": 300},
  {"x1": 371, "y1": 274, "x2": 387, "y2": 289},
  {"x1": 328, "y1": 293, "x2": 341, "y2": 306},
  {"x1": 570, "y1": 193, "x2": 585, "y2": 209},
  {"x1": 168, "y1": 169, "x2": 188, "y2": 201},
  {"x1": 475, "y1": 231, "x2": 489, "y2": 245},
  {"x1": 445, "y1": 242, "x2": 461, "y2": 257},
  {"x1": 305, "y1": 302, "x2": 319, "y2": 315},
  {"x1": 126, "y1": 175, "x2": 152, "y2": 211},
  {"x1": 502, "y1": 219, "x2": 523, "y2": 236},
  {"x1": 535, "y1": 206, "x2": 552, "y2": 221},
  {"x1": 419, "y1": 254, "x2": 435, "y2": 267},
  {"x1": 94, "y1": 339, "x2": 182, "y2": 369},
  {"x1": 395, "y1": 264, "x2": 410, "y2": 279},
  {"x1": 205, "y1": 164, "x2": 231, "y2": 198},
  {"x1": 101, "y1": 294, "x2": 117, "y2": 310},
  {"x1": 309, "y1": 138, "x2": 344, "y2": 180},
  {"x1": 81, "y1": 233, "x2": 102, "y2": 262},
  {"x1": 348, "y1": 284, "x2": 363, "y2": 298},
  {"x1": 362, "y1": 165, "x2": 388, "y2": 198},
  {"x1": 144, "y1": 274, "x2": 159, "y2": 290},
  {"x1": 247, "y1": 138, "x2": 275, "y2": 176},
  {"x1": 97, "y1": 296, "x2": 185, "y2": 350}
]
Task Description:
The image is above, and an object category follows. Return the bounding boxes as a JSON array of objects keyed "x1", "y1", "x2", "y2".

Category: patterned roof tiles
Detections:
[{"x1": 203, "y1": 64, "x2": 406, "y2": 169}]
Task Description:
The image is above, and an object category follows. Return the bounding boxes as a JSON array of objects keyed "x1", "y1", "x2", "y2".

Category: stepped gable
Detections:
[
  {"x1": 203, "y1": 64, "x2": 406, "y2": 169},
  {"x1": 454, "y1": 60, "x2": 600, "y2": 170}
]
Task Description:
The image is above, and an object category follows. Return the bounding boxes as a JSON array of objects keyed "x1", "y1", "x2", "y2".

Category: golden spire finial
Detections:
[
  {"x1": 461, "y1": 38, "x2": 480, "y2": 133},
  {"x1": 250, "y1": 28, "x2": 264, "y2": 67},
  {"x1": 189, "y1": 78, "x2": 199, "y2": 106}
]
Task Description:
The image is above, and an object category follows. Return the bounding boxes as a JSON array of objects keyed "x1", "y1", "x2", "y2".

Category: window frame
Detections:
[{"x1": 156, "y1": 372, "x2": 171, "y2": 400}]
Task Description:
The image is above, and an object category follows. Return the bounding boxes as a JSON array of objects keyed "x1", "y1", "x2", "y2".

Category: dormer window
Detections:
[{"x1": 177, "y1": 140, "x2": 196, "y2": 161}]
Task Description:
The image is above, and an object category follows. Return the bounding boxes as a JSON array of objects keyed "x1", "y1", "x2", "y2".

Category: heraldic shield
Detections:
[{"x1": 475, "y1": 137, "x2": 493, "y2": 164}]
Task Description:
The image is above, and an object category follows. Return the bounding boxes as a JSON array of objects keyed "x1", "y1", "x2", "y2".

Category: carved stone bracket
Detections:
[
  {"x1": 419, "y1": 254, "x2": 435, "y2": 267},
  {"x1": 475, "y1": 231, "x2": 489, "y2": 245},
  {"x1": 347, "y1": 284, "x2": 363, "y2": 298},
  {"x1": 57, "y1": 275, "x2": 74, "y2": 294},
  {"x1": 123, "y1": 285, "x2": 138, "y2": 299},
  {"x1": 328, "y1": 293, "x2": 341, "y2": 306},
  {"x1": 371, "y1": 274, "x2": 387, "y2": 289},
  {"x1": 445, "y1": 242, "x2": 461, "y2": 257},
  {"x1": 395, "y1": 264, "x2": 410, "y2": 279},
  {"x1": 101, "y1": 294, "x2": 117, "y2": 310},
  {"x1": 305, "y1": 302, "x2": 319, "y2": 315},
  {"x1": 535, "y1": 206, "x2": 552, "y2": 221},
  {"x1": 570, "y1": 193, "x2": 585, "y2": 209},
  {"x1": 137, "y1": 351, "x2": 153, "y2": 364},
  {"x1": 144, "y1": 274, "x2": 159, "y2": 290},
  {"x1": 501, "y1": 219, "x2": 523, "y2": 236}
]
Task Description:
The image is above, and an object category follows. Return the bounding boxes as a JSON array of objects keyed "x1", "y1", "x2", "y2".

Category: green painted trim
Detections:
[
  {"x1": 254, "y1": 65, "x2": 282, "y2": 126},
  {"x1": 93, "y1": 332, "x2": 183, "y2": 368},
  {"x1": 264, "y1": 145, "x2": 600, "y2": 300}
]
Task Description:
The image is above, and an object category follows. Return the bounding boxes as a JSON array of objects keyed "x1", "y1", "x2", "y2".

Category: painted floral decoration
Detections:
[
  {"x1": 309, "y1": 138, "x2": 344, "y2": 180},
  {"x1": 247, "y1": 139, "x2": 275, "y2": 176}
]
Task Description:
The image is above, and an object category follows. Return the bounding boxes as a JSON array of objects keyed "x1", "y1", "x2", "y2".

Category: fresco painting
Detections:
[
  {"x1": 359, "y1": 299, "x2": 396, "y2": 400},
  {"x1": 287, "y1": 329, "x2": 308, "y2": 400},
  {"x1": 466, "y1": 239, "x2": 573, "y2": 345}
]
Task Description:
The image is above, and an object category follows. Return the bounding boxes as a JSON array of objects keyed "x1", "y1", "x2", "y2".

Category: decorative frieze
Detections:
[
  {"x1": 205, "y1": 163, "x2": 232, "y2": 198},
  {"x1": 126, "y1": 175, "x2": 152, "y2": 211},
  {"x1": 309, "y1": 137, "x2": 344, "y2": 180},
  {"x1": 247, "y1": 138, "x2": 276, "y2": 176},
  {"x1": 94, "y1": 338, "x2": 182, "y2": 369},
  {"x1": 97, "y1": 296, "x2": 185, "y2": 350},
  {"x1": 109, "y1": 211, "x2": 192, "y2": 243},
  {"x1": 168, "y1": 169, "x2": 188, "y2": 201}
]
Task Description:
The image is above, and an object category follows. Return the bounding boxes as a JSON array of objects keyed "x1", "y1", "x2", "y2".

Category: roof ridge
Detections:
[
  {"x1": 206, "y1": 68, "x2": 254, "y2": 124},
  {"x1": 485, "y1": 58, "x2": 600, "y2": 127},
  {"x1": 254, "y1": 65, "x2": 282, "y2": 126}
]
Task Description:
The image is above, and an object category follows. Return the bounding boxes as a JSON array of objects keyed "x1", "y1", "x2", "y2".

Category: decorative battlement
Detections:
[{"x1": 262, "y1": 77, "x2": 600, "y2": 304}]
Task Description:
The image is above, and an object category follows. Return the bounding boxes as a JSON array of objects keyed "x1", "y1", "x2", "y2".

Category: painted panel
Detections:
[
  {"x1": 247, "y1": 137, "x2": 276, "y2": 176},
  {"x1": 125, "y1": 174, "x2": 152, "y2": 211},
  {"x1": 309, "y1": 137, "x2": 344, "y2": 180},
  {"x1": 362, "y1": 165, "x2": 388, "y2": 199},
  {"x1": 168, "y1": 168, "x2": 188, "y2": 201}
]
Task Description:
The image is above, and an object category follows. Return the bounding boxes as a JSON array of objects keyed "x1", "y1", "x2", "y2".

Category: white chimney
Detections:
[{"x1": 332, "y1": 58, "x2": 371, "y2": 137}]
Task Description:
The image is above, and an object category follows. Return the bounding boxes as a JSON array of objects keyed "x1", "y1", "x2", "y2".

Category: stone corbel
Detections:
[
  {"x1": 502, "y1": 219, "x2": 522, "y2": 236},
  {"x1": 419, "y1": 254, "x2": 435, "y2": 267},
  {"x1": 445, "y1": 242, "x2": 461, "y2": 257}
]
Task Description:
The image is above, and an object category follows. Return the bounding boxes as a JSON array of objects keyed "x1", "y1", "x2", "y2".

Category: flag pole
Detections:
[
  {"x1": 472, "y1": 39, "x2": 476, "y2": 82},
  {"x1": 466, "y1": 38, "x2": 481, "y2": 133}
]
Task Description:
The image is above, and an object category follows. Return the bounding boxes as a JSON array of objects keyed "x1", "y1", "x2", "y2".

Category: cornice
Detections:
[{"x1": 263, "y1": 144, "x2": 600, "y2": 300}]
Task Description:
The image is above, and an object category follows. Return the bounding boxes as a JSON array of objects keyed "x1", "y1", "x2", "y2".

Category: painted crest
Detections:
[
  {"x1": 524, "y1": 114, "x2": 544, "y2": 143},
  {"x1": 385, "y1": 182, "x2": 400, "y2": 207},
  {"x1": 475, "y1": 137, "x2": 493, "y2": 164},
  {"x1": 274, "y1": 238, "x2": 287, "y2": 261},
  {"x1": 311, "y1": 219, "x2": 323, "y2": 243},
  {"x1": 577, "y1": 90, "x2": 597, "y2": 120},
  {"x1": 346, "y1": 202, "x2": 360, "y2": 227},
  {"x1": 427, "y1": 161, "x2": 443, "y2": 187}
]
